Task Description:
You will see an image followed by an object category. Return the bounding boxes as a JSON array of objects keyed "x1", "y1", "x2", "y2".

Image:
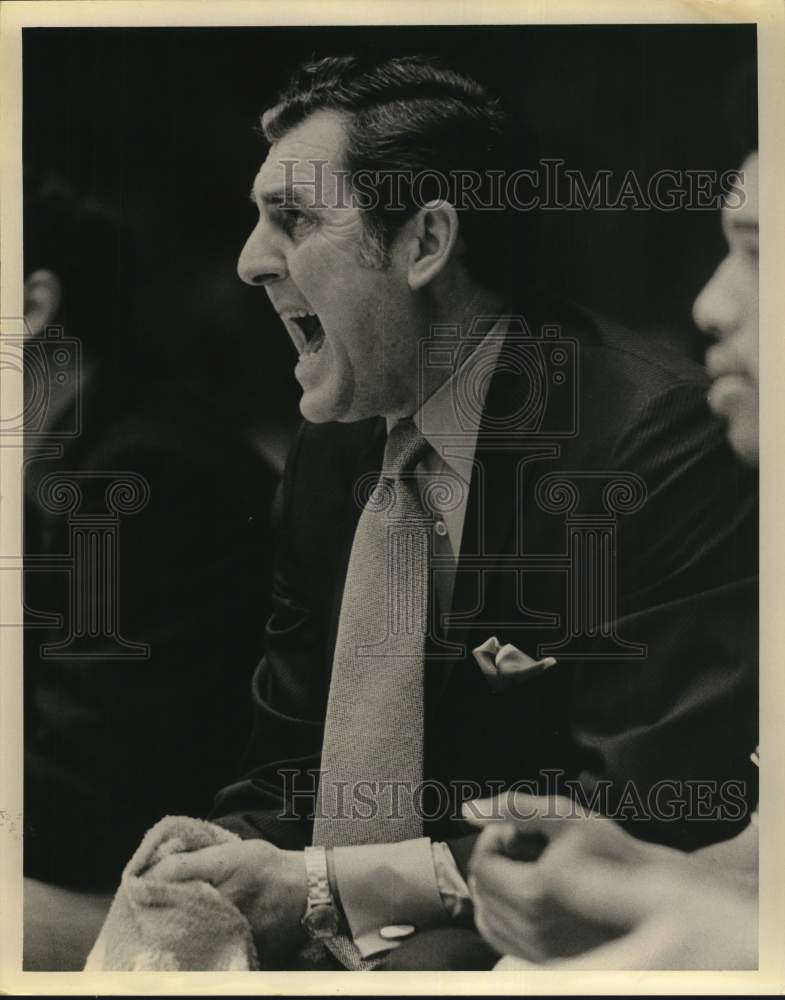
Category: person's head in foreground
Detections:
[
  {"x1": 693, "y1": 150, "x2": 759, "y2": 465},
  {"x1": 238, "y1": 55, "x2": 529, "y2": 425}
]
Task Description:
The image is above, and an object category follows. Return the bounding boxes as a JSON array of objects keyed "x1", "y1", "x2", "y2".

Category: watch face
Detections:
[{"x1": 304, "y1": 903, "x2": 340, "y2": 939}]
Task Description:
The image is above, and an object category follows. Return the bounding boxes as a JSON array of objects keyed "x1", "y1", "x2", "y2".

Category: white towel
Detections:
[{"x1": 85, "y1": 815, "x2": 258, "y2": 971}]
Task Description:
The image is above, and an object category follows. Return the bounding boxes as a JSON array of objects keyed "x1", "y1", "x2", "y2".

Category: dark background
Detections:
[{"x1": 24, "y1": 23, "x2": 756, "y2": 430}]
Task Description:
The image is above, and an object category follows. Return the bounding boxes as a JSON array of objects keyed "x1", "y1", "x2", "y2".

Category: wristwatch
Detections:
[{"x1": 301, "y1": 845, "x2": 341, "y2": 940}]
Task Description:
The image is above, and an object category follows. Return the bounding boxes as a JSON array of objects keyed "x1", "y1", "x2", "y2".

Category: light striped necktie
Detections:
[{"x1": 311, "y1": 417, "x2": 432, "y2": 968}]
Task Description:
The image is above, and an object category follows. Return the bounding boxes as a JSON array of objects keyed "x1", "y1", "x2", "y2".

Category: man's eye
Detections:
[{"x1": 280, "y1": 208, "x2": 311, "y2": 235}]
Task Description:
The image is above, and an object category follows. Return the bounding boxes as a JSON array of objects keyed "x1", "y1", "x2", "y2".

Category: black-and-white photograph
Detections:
[{"x1": 1, "y1": 1, "x2": 782, "y2": 991}]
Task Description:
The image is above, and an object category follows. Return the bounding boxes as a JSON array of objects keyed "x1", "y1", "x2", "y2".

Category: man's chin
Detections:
[
  {"x1": 299, "y1": 392, "x2": 380, "y2": 425},
  {"x1": 299, "y1": 400, "x2": 332, "y2": 424},
  {"x1": 298, "y1": 387, "x2": 350, "y2": 424}
]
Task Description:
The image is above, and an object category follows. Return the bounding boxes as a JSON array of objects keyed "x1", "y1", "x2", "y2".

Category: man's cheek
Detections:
[{"x1": 318, "y1": 219, "x2": 366, "y2": 256}]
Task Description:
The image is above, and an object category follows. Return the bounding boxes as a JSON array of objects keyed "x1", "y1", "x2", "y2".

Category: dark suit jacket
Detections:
[{"x1": 213, "y1": 296, "x2": 758, "y2": 873}]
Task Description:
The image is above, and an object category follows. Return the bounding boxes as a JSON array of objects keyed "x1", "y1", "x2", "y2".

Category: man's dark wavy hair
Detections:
[{"x1": 261, "y1": 54, "x2": 536, "y2": 294}]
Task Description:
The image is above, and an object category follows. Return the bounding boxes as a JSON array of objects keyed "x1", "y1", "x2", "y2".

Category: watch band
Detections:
[
  {"x1": 302, "y1": 846, "x2": 342, "y2": 941},
  {"x1": 304, "y1": 845, "x2": 333, "y2": 907},
  {"x1": 324, "y1": 844, "x2": 340, "y2": 902}
]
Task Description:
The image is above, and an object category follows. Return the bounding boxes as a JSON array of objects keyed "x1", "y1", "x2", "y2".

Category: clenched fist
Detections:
[{"x1": 147, "y1": 838, "x2": 308, "y2": 968}]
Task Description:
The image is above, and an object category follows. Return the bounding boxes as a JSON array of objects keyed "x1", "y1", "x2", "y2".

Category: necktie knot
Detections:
[{"x1": 383, "y1": 418, "x2": 430, "y2": 478}]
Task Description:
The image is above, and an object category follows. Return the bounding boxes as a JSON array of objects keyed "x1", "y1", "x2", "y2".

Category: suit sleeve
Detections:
[{"x1": 570, "y1": 379, "x2": 758, "y2": 850}]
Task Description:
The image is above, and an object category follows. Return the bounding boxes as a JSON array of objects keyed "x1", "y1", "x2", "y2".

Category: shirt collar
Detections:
[{"x1": 386, "y1": 318, "x2": 509, "y2": 485}]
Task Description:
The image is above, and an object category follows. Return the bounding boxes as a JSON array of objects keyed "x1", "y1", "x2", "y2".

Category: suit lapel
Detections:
[
  {"x1": 443, "y1": 358, "x2": 526, "y2": 660},
  {"x1": 437, "y1": 306, "x2": 564, "y2": 687}
]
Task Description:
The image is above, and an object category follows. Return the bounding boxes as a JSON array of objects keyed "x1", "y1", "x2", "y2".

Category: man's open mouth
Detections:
[{"x1": 283, "y1": 310, "x2": 325, "y2": 357}]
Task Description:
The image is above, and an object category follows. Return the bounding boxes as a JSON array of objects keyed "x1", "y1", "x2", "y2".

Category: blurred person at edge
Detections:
[
  {"x1": 467, "y1": 147, "x2": 760, "y2": 973},
  {"x1": 22, "y1": 174, "x2": 280, "y2": 969}
]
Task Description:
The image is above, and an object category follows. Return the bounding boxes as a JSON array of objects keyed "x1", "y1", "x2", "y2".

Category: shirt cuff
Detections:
[
  {"x1": 332, "y1": 837, "x2": 450, "y2": 958},
  {"x1": 432, "y1": 840, "x2": 473, "y2": 919}
]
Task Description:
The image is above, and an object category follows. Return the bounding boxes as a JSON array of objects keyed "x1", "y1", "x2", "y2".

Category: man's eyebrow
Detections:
[{"x1": 248, "y1": 187, "x2": 312, "y2": 208}]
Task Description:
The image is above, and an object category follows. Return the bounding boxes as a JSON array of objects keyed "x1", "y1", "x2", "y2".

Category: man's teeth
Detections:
[
  {"x1": 300, "y1": 323, "x2": 325, "y2": 358},
  {"x1": 282, "y1": 310, "x2": 324, "y2": 357}
]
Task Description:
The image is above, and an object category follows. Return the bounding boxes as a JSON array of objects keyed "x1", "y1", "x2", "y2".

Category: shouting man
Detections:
[{"x1": 148, "y1": 55, "x2": 757, "y2": 971}]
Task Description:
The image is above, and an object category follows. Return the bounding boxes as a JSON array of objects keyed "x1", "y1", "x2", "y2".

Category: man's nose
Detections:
[
  {"x1": 237, "y1": 222, "x2": 286, "y2": 287},
  {"x1": 692, "y1": 257, "x2": 739, "y2": 339}
]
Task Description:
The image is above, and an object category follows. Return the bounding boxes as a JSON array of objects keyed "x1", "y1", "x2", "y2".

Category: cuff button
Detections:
[{"x1": 379, "y1": 924, "x2": 416, "y2": 941}]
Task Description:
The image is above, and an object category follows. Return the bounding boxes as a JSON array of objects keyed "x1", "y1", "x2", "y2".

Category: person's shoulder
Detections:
[
  {"x1": 586, "y1": 308, "x2": 706, "y2": 394},
  {"x1": 519, "y1": 293, "x2": 711, "y2": 436},
  {"x1": 524, "y1": 291, "x2": 707, "y2": 392},
  {"x1": 501, "y1": 291, "x2": 722, "y2": 469}
]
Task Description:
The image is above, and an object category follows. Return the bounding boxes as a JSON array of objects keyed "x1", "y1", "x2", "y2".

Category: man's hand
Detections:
[
  {"x1": 464, "y1": 792, "x2": 757, "y2": 970},
  {"x1": 146, "y1": 839, "x2": 308, "y2": 968},
  {"x1": 465, "y1": 792, "x2": 669, "y2": 962},
  {"x1": 531, "y1": 857, "x2": 757, "y2": 971}
]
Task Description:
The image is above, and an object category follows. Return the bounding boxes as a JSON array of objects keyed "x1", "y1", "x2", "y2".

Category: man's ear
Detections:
[
  {"x1": 24, "y1": 269, "x2": 62, "y2": 338},
  {"x1": 407, "y1": 200, "x2": 460, "y2": 292}
]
